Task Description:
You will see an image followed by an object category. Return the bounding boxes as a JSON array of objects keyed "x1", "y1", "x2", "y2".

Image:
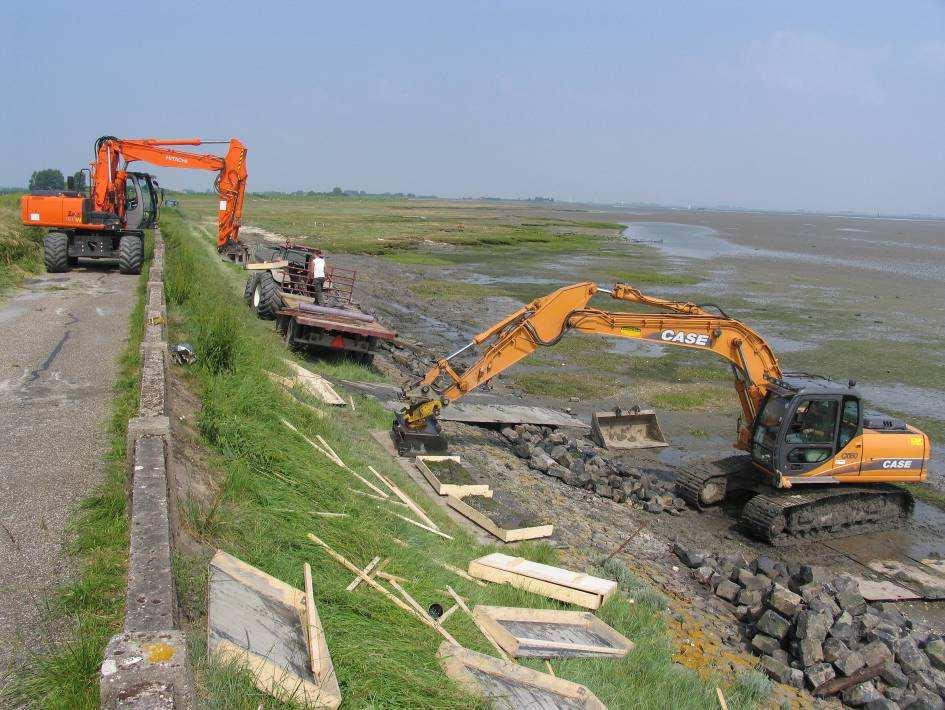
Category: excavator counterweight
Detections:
[{"x1": 393, "y1": 281, "x2": 930, "y2": 545}]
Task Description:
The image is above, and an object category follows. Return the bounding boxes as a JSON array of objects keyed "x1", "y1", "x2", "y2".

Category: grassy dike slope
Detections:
[
  {"x1": 164, "y1": 206, "x2": 768, "y2": 709},
  {"x1": 0, "y1": 194, "x2": 44, "y2": 293}
]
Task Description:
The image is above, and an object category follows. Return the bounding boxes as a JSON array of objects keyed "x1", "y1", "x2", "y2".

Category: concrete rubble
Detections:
[
  {"x1": 500, "y1": 424, "x2": 687, "y2": 515},
  {"x1": 673, "y1": 544, "x2": 945, "y2": 708}
]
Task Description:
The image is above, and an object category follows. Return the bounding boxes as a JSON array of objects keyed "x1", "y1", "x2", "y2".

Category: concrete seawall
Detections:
[{"x1": 100, "y1": 231, "x2": 196, "y2": 708}]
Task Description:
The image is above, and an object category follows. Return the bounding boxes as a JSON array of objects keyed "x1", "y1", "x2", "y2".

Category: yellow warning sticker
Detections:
[
  {"x1": 910, "y1": 436, "x2": 923, "y2": 447},
  {"x1": 619, "y1": 326, "x2": 642, "y2": 337}
]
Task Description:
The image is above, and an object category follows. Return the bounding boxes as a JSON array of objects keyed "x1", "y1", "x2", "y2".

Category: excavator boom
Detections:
[
  {"x1": 91, "y1": 137, "x2": 248, "y2": 249},
  {"x1": 398, "y1": 281, "x2": 780, "y2": 450}
]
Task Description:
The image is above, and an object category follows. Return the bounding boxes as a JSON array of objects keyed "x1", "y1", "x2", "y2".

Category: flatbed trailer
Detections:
[
  {"x1": 243, "y1": 241, "x2": 396, "y2": 363},
  {"x1": 276, "y1": 301, "x2": 396, "y2": 363}
]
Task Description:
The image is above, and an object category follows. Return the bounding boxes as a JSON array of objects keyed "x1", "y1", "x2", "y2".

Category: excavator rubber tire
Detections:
[
  {"x1": 118, "y1": 235, "x2": 143, "y2": 275},
  {"x1": 253, "y1": 272, "x2": 282, "y2": 320},
  {"x1": 43, "y1": 232, "x2": 69, "y2": 273},
  {"x1": 243, "y1": 273, "x2": 260, "y2": 305}
]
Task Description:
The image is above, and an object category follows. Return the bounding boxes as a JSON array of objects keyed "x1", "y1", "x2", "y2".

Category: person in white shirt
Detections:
[{"x1": 309, "y1": 250, "x2": 327, "y2": 304}]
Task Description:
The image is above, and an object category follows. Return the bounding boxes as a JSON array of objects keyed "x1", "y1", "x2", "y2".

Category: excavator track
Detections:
[
  {"x1": 741, "y1": 485, "x2": 914, "y2": 546},
  {"x1": 675, "y1": 455, "x2": 753, "y2": 509}
]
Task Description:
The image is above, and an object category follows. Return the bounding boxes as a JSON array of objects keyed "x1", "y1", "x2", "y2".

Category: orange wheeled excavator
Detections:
[
  {"x1": 393, "y1": 281, "x2": 931, "y2": 544},
  {"x1": 21, "y1": 136, "x2": 247, "y2": 274}
]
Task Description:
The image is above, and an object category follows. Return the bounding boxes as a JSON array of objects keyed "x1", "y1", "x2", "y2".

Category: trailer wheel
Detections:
[
  {"x1": 43, "y1": 232, "x2": 70, "y2": 273},
  {"x1": 243, "y1": 273, "x2": 260, "y2": 305},
  {"x1": 118, "y1": 235, "x2": 143, "y2": 274},
  {"x1": 253, "y1": 272, "x2": 282, "y2": 320}
]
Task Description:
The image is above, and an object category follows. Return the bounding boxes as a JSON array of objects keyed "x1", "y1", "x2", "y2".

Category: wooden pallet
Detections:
[
  {"x1": 472, "y1": 605, "x2": 634, "y2": 659},
  {"x1": 438, "y1": 642, "x2": 606, "y2": 709},
  {"x1": 446, "y1": 495, "x2": 553, "y2": 543},
  {"x1": 415, "y1": 455, "x2": 493, "y2": 498},
  {"x1": 468, "y1": 553, "x2": 617, "y2": 610}
]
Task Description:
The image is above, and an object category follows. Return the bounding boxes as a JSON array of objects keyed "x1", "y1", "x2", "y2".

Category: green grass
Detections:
[
  {"x1": 0, "y1": 193, "x2": 44, "y2": 294},
  {"x1": 1, "y1": 234, "x2": 153, "y2": 708},
  {"x1": 160, "y1": 209, "x2": 766, "y2": 708},
  {"x1": 512, "y1": 371, "x2": 618, "y2": 400},
  {"x1": 650, "y1": 386, "x2": 734, "y2": 411}
]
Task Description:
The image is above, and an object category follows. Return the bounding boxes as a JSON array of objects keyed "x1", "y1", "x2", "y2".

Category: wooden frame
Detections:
[
  {"x1": 446, "y1": 495, "x2": 553, "y2": 543},
  {"x1": 415, "y1": 455, "x2": 493, "y2": 498},
  {"x1": 437, "y1": 642, "x2": 606, "y2": 709},
  {"x1": 246, "y1": 260, "x2": 289, "y2": 270},
  {"x1": 208, "y1": 551, "x2": 341, "y2": 708},
  {"x1": 468, "y1": 554, "x2": 617, "y2": 610},
  {"x1": 472, "y1": 605, "x2": 634, "y2": 659}
]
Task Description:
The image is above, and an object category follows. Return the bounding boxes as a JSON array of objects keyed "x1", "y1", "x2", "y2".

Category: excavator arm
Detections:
[
  {"x1": 91, "y1": 137, "x2": 248, "y2": 249},
  {"x1": 399, "y1": 281, "x2": 782, "y2": 450}
]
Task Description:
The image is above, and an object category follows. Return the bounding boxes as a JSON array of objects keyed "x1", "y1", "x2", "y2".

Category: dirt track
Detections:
[{"x1": 0, "y1": 264, "x2": 136, "y2": 675}]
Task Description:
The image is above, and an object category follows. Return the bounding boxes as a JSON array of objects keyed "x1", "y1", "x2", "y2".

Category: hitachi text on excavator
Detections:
[
  {"x1": 393, "y1": 281, "x2": 930, "y2": 545},
  {"x1": 20, "y1": 136, "x2": 248, "y2": 273}
]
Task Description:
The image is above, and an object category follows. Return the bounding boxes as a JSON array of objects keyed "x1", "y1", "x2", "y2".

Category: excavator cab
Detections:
[{"x1": 123, "y1": 172, "x2": 160, "y2": 230}]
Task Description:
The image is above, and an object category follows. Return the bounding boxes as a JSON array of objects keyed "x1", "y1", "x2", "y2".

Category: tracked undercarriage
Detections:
[{"x1": 675, "y1": 456, "x2": 915, "y2": 546}]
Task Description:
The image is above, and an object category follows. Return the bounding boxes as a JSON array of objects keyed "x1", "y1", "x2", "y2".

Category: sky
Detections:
[{"x1": 1, "y1": 1, "x2": 943, "y2": 215}]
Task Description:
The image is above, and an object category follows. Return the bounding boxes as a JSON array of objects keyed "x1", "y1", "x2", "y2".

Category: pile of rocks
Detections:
[
  {"x1": 674, "y1": 544, "x2": 945, "y2": 708},
  {"x1": 501, "y1": 424, "x2": 687, "y2": 515}
]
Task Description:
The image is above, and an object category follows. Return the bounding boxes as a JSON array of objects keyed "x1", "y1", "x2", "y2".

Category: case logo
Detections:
[
  {"x1": 660, "y1": 329, "x2": 711, "y2": 346},
  {"x1": 882, "y1": 459, "x2": 913, "y2": 469}
]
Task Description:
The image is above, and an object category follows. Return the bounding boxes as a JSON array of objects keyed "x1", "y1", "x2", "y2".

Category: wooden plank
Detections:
[
  {"x1": 813, "y1": 662, "x2": 885, "y2": 697},
  {"x1": 369, "y1": 465, "x2": 440, "y2": 530},
  {"x1": 468, "y1": 562, "x2": 604, "y2": 610},
  {"x1": 283, "y1": 359, "x2": 346, "y2": 406},
  {"x1": 437, "y1": 560, "x2": 487, "y2": 587},
  {"x1": 437, "y1": 642, "x2": 607, "y2": 710},
  {"x1": 390, "y1": 511, "x2": 454, "y2": 540},
  {"x1": 473, "y1": 553, "x2": 617, "y2": 598},
  {"x1": 307, "y1": 534, "x2": 459, "y2": 645},
  {"x1": 345, "y1": 556, "x2": 382, "y2": 592},
  {"x1": 716, "y1": 687, "x2": 729, "y2": 710},
  {"x1": 438, "y1": 603, "x2": 460, "y2": 624},
  {"x1": 415, "y1": 456, "x2": 493, "y2": 498},
  {"x1": 302, "y1": 563, "x2": 327, "y2": 681},
  {"x1": 446, "y1": 495, "x2": 553, "y2": 543},
  {"x1": 920, "y1": 558, "x2": 945, "y2": 576},
  {"x1": 445, "y1": 587, "x2": 513, "y2": 663},
  {"x1": 348, "y1": 487, "x2": 405, "y2": 506},
  {"x1": 245, "y1": 260, "x2": 288, "y2": 270}
]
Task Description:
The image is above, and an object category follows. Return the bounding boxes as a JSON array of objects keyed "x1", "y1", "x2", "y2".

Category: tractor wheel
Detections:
[
  {"x1": 43, "y1": 232, "x2": 70, "y2": 273},
  {"x1": 243, "y1": 273, "x2": 260, "y2": 305},
  {"x1": 253, "y1": 272, "x2": 282, "y2": 320},
  {"x1": 118, "y1": 235, "x2": 143, "y2": 275}
]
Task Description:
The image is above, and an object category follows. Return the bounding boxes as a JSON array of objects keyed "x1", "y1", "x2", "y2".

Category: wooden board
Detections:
[
  {"x1": 415, "y1": 455, "x2": 493, "y2": 498},
  {"x1": 207, "y1": 551, "x2": 341, "y2": 708},
  {"x1": 447, "y1": 495, "x2": 552, "y2": 543},
  {"x1": 246, "y1": 260, "x2": 289, "y2": 270},
  {"x1": 473, "y1": 605, "x2": 634, "y2": 659},
  {"x1": 437, "y1": 642, "x2": 606, "y2": 709},
  {"x1": 283, "y1": 359, "x2": 346, "y2": 406},
  {"x1": 867, "y1": 559, "x2": 945, "y2": 600}
]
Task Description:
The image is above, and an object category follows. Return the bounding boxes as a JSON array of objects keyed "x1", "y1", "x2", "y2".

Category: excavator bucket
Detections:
[
  {"x1": 391, "y1": 413, "x2": 449, "y2": 457},
  {"x1": 591, "y1": 408, "x2": 668, "y2": 450}
]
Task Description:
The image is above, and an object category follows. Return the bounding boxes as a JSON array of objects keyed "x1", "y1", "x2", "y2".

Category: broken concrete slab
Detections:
[
  {"x1": 857, "y1": 578, "x2": 922, "y2": 602},
  {"x1": 866, "y1": 560, "x2": 945, "y2": 600},
  {"x1": 342, "y1": 380, "x2": 589, "y2": 428}
]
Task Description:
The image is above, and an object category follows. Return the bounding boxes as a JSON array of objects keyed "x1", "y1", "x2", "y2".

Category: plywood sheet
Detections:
[
  {"x1": 437, "y1": 642, "x2": 606, "y2": 710},
  {"x1": 285, "y1": 360, "x2": 346, "y2": 406},
  {"x1": 208, "y1": 551, "x2": 341, "y2": 708}
]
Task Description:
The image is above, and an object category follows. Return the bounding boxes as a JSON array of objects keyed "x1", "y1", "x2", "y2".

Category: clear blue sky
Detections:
[{"x1": 2, "y1": 1, "x2": 943, "y2": 214}]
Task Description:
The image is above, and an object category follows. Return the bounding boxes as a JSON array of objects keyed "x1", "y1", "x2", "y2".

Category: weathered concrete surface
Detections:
[
  {"x1": 100, "y1": 631, "x2": 194, "y2": 709},
  {"x1": 0, "y1": 265, "x2": 137, "y2": 675}
]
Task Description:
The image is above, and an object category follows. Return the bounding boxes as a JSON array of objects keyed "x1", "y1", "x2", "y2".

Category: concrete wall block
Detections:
[
  {"x1": 124, "y1": 436, "x2": 176, "y2": 632},
  {"x1": 138, "y1": 347, "x2": 166, "y2": 418},
  {"x1": 126, "y1": 415, "x2": 170, "y2": 461},
  {"x1": 147, "y1": 283, "x2": 165, "y2": 312},
  {"x1": 100, "y1": 630, "x2": 195, "y2": 709}
]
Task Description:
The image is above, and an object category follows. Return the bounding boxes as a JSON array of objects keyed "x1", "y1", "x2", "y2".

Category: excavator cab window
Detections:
[
  {"x1": 781, "y1": 398, "x2": 840, "y2": 472},
  {"x1": 838, "y1": 397, "x2": 860, "y2": 449},
  {"x1": 751, "y1": 394, "x2": 789, "y2": 467}
]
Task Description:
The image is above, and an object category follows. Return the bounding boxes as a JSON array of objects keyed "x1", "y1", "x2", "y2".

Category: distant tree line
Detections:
[{"x1": 26, "y1": 168, "x2": 86, "y2": 192}]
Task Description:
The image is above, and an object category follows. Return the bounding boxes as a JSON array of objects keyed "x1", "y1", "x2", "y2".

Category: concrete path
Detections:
[{"x1": 0, "y1": 264, "x2": 137, "y2": 675}]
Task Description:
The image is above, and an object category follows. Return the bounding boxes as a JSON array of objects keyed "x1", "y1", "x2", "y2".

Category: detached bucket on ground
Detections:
[{"x1": 591, "y1": 408, "x2": 668, "y2": 450}]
